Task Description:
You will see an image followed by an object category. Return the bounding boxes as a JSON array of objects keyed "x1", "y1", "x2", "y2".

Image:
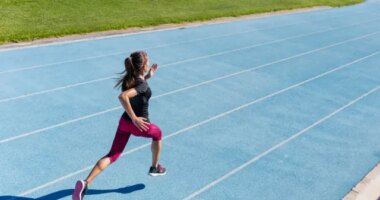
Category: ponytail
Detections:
[{"x1": 115, "y1": 51, "x2": 147, "y2": 91}]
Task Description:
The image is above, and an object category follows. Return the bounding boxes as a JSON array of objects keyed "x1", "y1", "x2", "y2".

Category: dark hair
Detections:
[{"x1": 115, "y1": 51, "x2": 147, "y2": 91}]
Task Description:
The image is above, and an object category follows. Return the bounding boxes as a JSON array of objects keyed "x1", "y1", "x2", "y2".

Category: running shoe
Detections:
[
  {"x1": 148, "y1": 164, "x2": 167, "y2": 176},
  {"x1": 72, "y1": 180, "x2": 87, "y2": 200}
]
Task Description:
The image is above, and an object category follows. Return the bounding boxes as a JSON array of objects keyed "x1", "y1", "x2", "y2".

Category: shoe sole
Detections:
[
  {"x1": 72, "y1": 180, "x2": 86, "y2": 200},
  {"x1": 148, "y1": 171, "x2": 167, "y2": 176}
]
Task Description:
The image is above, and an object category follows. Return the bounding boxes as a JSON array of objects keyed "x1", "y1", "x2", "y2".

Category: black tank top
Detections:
[{"x1": 122, "y1": 78, "x2": 152, "y2": 122}]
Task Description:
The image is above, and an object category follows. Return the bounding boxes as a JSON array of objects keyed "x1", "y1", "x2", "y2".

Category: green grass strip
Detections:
[{"x1": 0, "y1": 0, "x2": 364, "y2": 44}]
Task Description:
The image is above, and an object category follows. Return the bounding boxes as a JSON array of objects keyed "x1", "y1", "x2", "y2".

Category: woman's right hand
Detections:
[{"x1": 132, "y1": 117, "x2": 150, "y2": 132}]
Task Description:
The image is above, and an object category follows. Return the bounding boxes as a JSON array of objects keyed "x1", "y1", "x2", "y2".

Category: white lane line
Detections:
[
  {"x1": 0, "y1": 107, "x2": 122, "y2": 144},
  {"x1": 0, "y1": 76, "x2": 116, "y2": 103},
  {"x1": 16, "y1": 48, "x2": 380, "y2": 198},
  {"x1": 0, "y1": 7, "x2": 333, "y2": 53},
  {"x1": 1, "y1": 31, "x2": 380, "y2": 144},
  {"x1": 1, "y1": 16, "x2": 379, "y2": 75},
  {"x1": 183, "y1": 84, "x2": 380, "y2": 200},
  {"x1": 17, "y1": 166, "x2": 94, "y2": 198},
  {"x1": 0, "y1": 21, "x2": 309, "y2": 74},
  {"x1": 1, "y1": 18, "x2": 380, "y2": 104}
]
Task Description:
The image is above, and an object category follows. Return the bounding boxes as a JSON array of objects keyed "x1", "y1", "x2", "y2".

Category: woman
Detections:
[{"x1": 72, "y1": 51, "x2": 166, "y2": 200}]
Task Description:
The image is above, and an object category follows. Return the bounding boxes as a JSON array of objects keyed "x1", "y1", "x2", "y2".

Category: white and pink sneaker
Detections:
[{"x1": 72, "y1": 180, "x2": 87, "y2": 200}]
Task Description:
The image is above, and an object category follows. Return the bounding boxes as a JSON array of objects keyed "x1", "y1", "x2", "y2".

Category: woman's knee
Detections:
[
  {"x1": 103, "y1": 153, "x2": 119, "y2": 165},
  {"x1": 149, "y1": 124, "x2": 162, "y2": 141}
]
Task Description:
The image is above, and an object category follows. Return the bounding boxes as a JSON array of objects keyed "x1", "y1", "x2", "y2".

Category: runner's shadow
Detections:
[{"x1": 0, "y1": 183, "x2": 145, "y2": 200}]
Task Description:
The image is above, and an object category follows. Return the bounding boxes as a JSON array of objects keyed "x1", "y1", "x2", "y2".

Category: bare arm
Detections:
[
  {"x1": 118, "y1": 88, "x2": 149, "y2": 131},
  {"x1": 144, "y1": 64, "x2": 158, "y2": 80}
]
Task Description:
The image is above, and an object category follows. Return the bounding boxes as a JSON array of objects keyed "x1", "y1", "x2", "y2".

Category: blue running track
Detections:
[{"x1": 0, "y1": 1, "x2": 380, "y2": 199}]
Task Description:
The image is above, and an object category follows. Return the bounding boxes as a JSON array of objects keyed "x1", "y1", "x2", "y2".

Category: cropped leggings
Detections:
[{"x1": 105, "y1": 116, "x2": 162, "y2": 163}]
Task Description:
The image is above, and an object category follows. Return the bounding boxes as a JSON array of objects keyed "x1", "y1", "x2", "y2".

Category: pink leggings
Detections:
[{"x1": 105, "y1": 117, "x2": 162, "y2": 163}]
